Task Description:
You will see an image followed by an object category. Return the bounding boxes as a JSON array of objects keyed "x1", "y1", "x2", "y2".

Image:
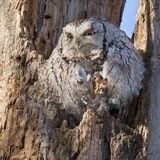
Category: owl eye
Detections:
[
  {"x1": 65, "y1": 32, "x2": 73, "y2": 40},
  {"x1": 83, "y1": 29, "x2": 96, "y2": 36}
]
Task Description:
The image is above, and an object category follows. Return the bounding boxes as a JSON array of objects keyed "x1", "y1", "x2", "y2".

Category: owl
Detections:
[{"x1": 38, "y1": 18, "x2": 145, "y2": 117}]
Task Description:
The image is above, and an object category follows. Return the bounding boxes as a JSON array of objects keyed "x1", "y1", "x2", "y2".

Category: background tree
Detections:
[{"x1": 0, "y1": 0, "x2": 159, "y2": 159}]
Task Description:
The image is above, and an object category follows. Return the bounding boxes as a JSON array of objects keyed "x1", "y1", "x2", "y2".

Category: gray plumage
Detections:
[{"x1": 37, "y1": 18, "x2": 145, "y2": 116}]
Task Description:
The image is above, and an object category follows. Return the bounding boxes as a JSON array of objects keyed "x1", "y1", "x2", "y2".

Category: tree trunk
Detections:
[
  {"x1": 0, "y1": 0, "x2": 157, "y2": 159},
  {"x1": 133, "y1": 0, "x2": 160, "y2": 159}
]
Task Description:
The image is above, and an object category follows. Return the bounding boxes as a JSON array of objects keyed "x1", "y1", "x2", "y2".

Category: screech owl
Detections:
[{"x1": 37, "y1": 18, "x2": 145, "y2": 117}]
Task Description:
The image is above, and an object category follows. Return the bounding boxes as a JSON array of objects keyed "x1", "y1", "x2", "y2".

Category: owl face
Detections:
[{"x1": 60, "y1": 19, "x2": 107, "y2": 61}]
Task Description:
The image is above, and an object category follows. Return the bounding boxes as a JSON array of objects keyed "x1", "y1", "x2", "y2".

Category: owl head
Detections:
[{"x1": 58, "y1": 18, "x2": 112, "y2": 61}]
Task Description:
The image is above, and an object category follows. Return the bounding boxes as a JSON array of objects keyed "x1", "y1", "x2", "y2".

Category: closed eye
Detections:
[
  {"x1": 83, "y1": 28, "x2": 96, "y2": 36},
  {"x1": 65, "y1": 32, "x2": 73, "y2": 39}
]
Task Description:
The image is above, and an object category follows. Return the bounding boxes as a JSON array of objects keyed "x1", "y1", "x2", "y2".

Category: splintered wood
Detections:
[{"x1": 94, "y1": 72, "x2": 108, "y2": 96}]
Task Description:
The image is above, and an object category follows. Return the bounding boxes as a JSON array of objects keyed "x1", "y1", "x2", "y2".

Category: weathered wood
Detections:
[{"x1": 133, "y1": 0, "x2": 160, "y2": 159}]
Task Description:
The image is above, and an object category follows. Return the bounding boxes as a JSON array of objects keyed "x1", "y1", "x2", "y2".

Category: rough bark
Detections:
[
  {"x1": 133, "y1": 0, "x2": 160, "y2": 160},
  {"x1": 133, "y1": 0, "x2": 160, "y2": 159},
  {"x1": 0, "y1": 0, "x2": 152, "y2": 159}
]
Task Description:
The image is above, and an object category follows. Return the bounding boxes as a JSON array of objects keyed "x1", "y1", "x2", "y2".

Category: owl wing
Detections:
[{"x1": 101, "y1": 34, "x2": 145, "y2": 106}]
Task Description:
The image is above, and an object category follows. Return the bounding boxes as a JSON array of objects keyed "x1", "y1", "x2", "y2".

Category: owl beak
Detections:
[{"x1": 75, "y1": 37, "x2": 81, "y2": 49}]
